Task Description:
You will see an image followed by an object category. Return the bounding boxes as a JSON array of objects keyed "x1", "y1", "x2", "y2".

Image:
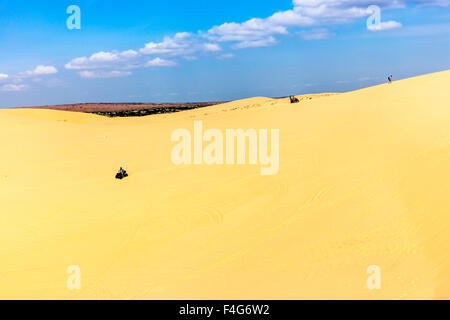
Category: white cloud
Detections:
[
  {"x1": 368, "y1": 20, "x2": 402, "y2": 31},
  {"x1": 204, "y1": 0, "x2": 409, "y2": 48},
  {"x1": 139, "y1": 32, "x2": 222, "y2": 58},
  {"x1": 208, "y1": 19, "x2": 288, "y2": 42},
  {"x1": 299, "y1": 28, "x2": 335, "y2": 40},
  {"x1": 65, "y1": 34, "x2": 217, "y2": 75},
  {"x1": 78, "y1": 70, "x2": 132, "y2": 79},
  {"x1": 204, "y1": 43, "x2": 222, "y2": 52},
  {"x1": 20, "y1": 65, "x2": 58, "y2": 77},
  {"x1": 0, "y1": 73, "x2": 8, "y2": 80},
  {"x1": 268, "y1": 9, "x2": 315, "y2": 27},
  {"x1": 2, "y1": 84, "x2": 28, "y2": 91},
  {"x1": 145, "y1": 58, "x2": 177, "y2": 67},
  {"x1": 90, "y1": 51, "x2": 119, "y2": 62},
  {"x1": 140, "y1": 32, "x2": 196, "y2": 56},
  {"x1": 65, "y1": 50, "x2": 140, "y2": 70},
  {"x1": 118, "y1": 50, "x2": 139, "y2": 58},
  {"x1": 233, "y1": 36, "x2": 277, "y2": 49},
  {"x1": 206, "y1": 18, "x2": 288, "y2": 48},
  {"x1": 59, "y1": 0, "x2": 444, "y2": 78}
]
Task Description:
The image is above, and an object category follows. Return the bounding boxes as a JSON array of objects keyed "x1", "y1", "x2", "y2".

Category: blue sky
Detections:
[{"x1": 0, "y1": 0, "x2": 449, "y2": 107}]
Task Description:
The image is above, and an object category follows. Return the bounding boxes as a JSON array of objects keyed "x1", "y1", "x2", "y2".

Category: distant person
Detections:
[{"x1": 388, "y1": 75, "x2": 393, "y2": 84}]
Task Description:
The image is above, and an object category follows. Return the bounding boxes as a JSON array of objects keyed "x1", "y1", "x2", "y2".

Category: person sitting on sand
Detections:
[{"x1": 388, "y1": 75, "x2": 393, "y2": 84}]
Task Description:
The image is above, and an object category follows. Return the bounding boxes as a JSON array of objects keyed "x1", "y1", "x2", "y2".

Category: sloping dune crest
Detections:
[{"x1": 0, "y1": 71, "x2": 449, "y2": 299}]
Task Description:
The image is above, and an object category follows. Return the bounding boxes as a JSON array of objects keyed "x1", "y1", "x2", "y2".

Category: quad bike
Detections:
[
  {"x1": 115, "y1": 170, "x2": 129, "y2": 180},
  {"x1": 289, "y1": 96, "x2": 300, "y2": 103}
]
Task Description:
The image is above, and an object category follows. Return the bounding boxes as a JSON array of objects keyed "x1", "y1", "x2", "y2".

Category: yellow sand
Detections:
[{"x1": 0, "y1": 71, "x2": 449, "y2": 299}]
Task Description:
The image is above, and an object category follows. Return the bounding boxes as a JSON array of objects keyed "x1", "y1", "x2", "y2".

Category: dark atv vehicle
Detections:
[
  {"x1": 115, "y1": 168, "x2": 129, "y2": 180},
  {"x1": 289, "y1": 96, "x2": 300, "y2": 103}
]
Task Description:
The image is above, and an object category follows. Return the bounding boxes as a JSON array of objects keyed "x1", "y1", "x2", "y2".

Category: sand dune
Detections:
[{"x1": 0, "y1": 71, "x2": 449, "y2": 299}]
